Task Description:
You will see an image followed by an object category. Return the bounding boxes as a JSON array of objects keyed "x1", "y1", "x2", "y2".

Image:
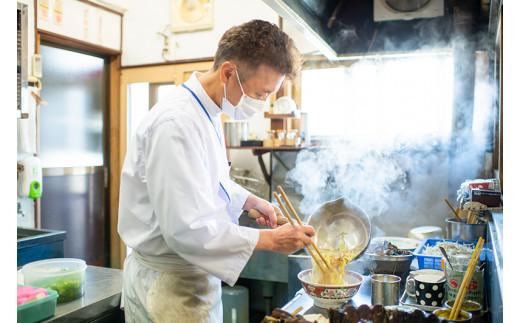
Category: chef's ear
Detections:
[{"x1": 219, "y1": 61, "x2": 236, "y2": 84}]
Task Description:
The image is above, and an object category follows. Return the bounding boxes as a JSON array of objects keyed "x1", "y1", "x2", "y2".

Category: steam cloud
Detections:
[{"x1": 287, "y1": 46, "x2": 496, "y2": 237}]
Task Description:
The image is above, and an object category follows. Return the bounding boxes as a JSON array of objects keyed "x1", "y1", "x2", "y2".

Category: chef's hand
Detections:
[
  {"x1": 243, "y1": 195, "x2": 279, "y2": 228},
  {"x1": 256, "y1": 223, "x2": 315, "y2": 254}
]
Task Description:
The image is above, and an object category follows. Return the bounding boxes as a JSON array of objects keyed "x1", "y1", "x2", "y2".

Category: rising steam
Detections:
[{"x1": 287, "y1": 50, "x2": 496, "y2": 236}]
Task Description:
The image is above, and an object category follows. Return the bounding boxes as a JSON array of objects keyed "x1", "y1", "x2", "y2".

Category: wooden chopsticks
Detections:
[
  {"x1": 449, "y1": 236, "x2": 485, "y2": 320},
  {"x1": 274, "y1": 186, "x2": 332, "y2": 272},
  {"x1": 467, "y1": 210, "x2": 480, "y2": 224},
  {"x1": 444, "y1": 198, "x2": 462, "y2": 221},
  {"x1": 273, "y1": 192, "x2": 327, "y2": 273}
]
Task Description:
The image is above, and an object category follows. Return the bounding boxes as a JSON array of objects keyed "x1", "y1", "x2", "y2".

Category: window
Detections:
[
  {"x1": 301, "y1": 54, "x2": 454, "y2": 144},
  {"x1": 127, "y1": 83, "x2": 175, "y2": 145}
]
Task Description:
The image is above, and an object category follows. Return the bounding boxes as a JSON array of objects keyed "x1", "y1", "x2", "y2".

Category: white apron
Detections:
[{"x1": 122, "y1": 251, "x2": 222, "y2": 323}]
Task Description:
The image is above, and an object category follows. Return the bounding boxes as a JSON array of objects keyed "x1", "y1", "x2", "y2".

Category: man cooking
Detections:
[{"x1": 118, "y1": 19, "x2": 315, "y2": 322}]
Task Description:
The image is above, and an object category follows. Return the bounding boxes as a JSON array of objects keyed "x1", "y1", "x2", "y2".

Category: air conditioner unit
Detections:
[{"x1": 374, "y1": 0, "x2": 444, "y2": 22}]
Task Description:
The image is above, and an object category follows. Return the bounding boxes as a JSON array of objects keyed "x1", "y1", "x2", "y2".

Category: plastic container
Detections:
[
  {"x1": 21, "y1": 258, "x2": 87, "y2": 303},
  {"x1": 413, "y1": 239, "x2": 484, "y2": 270},
  {"x1": 17, "y1": 288, "x2": 58, "y2": 323}
]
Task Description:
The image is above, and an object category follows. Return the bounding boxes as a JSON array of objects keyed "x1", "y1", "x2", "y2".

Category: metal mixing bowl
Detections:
[
  {"x1": 366, "y1": 253, "x2": 414, "y2": 281},
  {"x1": 307, "y1": 197, "x2": 371, "y2": 261}
]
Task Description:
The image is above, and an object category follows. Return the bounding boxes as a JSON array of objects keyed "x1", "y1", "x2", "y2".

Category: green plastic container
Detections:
[
  {"x1": 21, "y1": 258, "x2": 87, "y2": 303},
  {"x1": 17, "y1": 288, "x2": 58, "y2": 323}
]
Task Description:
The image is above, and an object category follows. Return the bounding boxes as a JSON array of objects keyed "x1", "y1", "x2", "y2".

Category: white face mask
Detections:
[{"x1": 222, "y1": 69, "x2": 268, "y2": 120}]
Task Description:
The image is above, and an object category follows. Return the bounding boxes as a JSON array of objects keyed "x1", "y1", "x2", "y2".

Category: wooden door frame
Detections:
[{"x1": 36, "y1": 31, "x2": 123, "y2": 269}]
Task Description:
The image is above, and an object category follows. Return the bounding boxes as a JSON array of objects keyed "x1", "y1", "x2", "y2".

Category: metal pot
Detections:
[
  {"x1": 366, "y1": 253, "x2": 414, "y2": 280},
  {"x1": 445, "y1": 218, "x2": 486, "y2": 242},
  {"x1": 307, "y1": 198, "x2": 371, "y2": 261},
  {"x1": 223, "y1": 121, "x2": 248, "y2": 147}
]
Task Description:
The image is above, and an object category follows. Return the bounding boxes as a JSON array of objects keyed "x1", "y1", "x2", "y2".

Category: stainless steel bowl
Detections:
[
  {"x1": 366, "y1": 253, "x2": 414, "y2": 281},
  {"x1": 307, "y1": 198, "x2": 371, "y2": 261}
]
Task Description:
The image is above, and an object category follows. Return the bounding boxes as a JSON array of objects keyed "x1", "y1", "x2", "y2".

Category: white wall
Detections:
[{"x1": 121, "y1": 0, "x2": 279, "y2": 66}]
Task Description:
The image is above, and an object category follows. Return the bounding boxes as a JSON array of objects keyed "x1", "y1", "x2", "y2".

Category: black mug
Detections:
[{"x1": 412, "y1": 273, "x2": 446, "y2": 307}]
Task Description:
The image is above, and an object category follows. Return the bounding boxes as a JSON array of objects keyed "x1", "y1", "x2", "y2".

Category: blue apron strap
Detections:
[
  {"x1": 181, "y1": 84, "x2": 222, "y2": 144},
  {"x1": 182, "y1": 84, "x2": 231, "y2": 205}
]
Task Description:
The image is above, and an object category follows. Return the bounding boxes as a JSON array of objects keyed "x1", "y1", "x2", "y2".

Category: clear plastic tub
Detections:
[
  {"x1": 17, "y1": 288, "x2": 58, "y2": 323},
  {"x1": 21, "y1": 258, "x2": 87, "y2": 303}
]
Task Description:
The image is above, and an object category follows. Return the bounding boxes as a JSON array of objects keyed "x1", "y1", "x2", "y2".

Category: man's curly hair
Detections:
[{"x1": 213, "y1": 20, "x2": 301, "y2": 79}]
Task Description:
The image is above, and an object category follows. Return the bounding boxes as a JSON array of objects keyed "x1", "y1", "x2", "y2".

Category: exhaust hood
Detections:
[{"x1": 263, "y1": 0, "x2": 488, "y2": 60}]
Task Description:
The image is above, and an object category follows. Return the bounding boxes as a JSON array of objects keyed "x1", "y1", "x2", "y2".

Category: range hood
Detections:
[{"x1": 263, "y1": 0, "x2": 488, "y2": 60}]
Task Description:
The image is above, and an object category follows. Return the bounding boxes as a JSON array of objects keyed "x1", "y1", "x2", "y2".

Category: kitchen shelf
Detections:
[{"x1": 264, "y1": 112, "x2": 300, "y2": 119}]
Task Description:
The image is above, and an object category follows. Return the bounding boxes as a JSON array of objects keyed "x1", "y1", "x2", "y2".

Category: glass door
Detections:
[{"x1": 39, "y1": 44, "x2": 109, "y2": 266}]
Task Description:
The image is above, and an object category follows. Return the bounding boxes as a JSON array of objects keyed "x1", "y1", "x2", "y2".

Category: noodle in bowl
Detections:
[{"x1": 298, "y1": 269, "x2": 363, "y2": 308}]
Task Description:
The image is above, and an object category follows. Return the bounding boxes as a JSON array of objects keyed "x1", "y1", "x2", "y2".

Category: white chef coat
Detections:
[{"x1": 118, "y1": 72, "x2": 260, "y2": 322}]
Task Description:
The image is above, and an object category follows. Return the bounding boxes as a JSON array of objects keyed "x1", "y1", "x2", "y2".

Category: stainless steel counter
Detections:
[
  {"x1": 44, "y1": 265, "x2": 123, "y2": 322},
  {"x1": 486, "y1": 211, "x2": 503, "y2": 323}
]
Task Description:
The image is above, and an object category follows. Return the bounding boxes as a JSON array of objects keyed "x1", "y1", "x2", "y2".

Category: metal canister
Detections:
[
  {"x1": 224, "y1": 121, "x2": 248, "y2": 147},
  {"x1": 445, "y1": 218, "x2": 486, "y2": 242},
  {"x1": 371, "y1": 274, "x2": 401, "y2": 306}
]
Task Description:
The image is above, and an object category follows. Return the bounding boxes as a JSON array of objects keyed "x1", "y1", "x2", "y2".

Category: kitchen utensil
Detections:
[
  {"x1": 366, "y1": 253, "x2": 413, "y2": 282},
  {"x1": 20, "y1": 258, "x2": 87, "y2": 303},
  {"x1": 371, "y1": 274, "x2": 401, "y2": 306},
  {"x1": 274, "y1": 190, "x2": 331, "y2": 270},
  {"x1": 444, "y1": 198, "x2": 462, "y2": 221},
  {"x1": 445, "y1": 261, "x2": 485, "y2": 306},
  {"x1": 247, "y1": 208, "x2": 288, "y2": 225},
  {"x1": 445, "y1": 218, "x2": 486, "y2": 242},
  {"x1": 277, "y1": 186, "x2": 332, "y2": 269},
  {"x1": 273, "y1": 192, "x2": 328, "y2": 272},
  {"x1": 408, "y1": 226, "x2": 443, "y2": 240},
  {"x1": 307, "y1": 197, "x2": 371, "y2": 262},
  {"x1": 439, "y1": 246, "x2": 454, "y2": 270},
  {"x1": 223, "y1": 121, "x2": 248, "y2": 147},
  {"x1": 412, "y1": 273, "x2": 446, "y2": 307},
  {"x1": 297, "y1": 268, "x2": 363, "y2": 309},
  {"x1": 405, "y1": 269, "x2": 444, "y2": 297},
  {"x1": 444, "y1": 300, "x2": 483, "y2": 323},
  {"x1": 449, "y1": 237, "x2": 485, "y2": 320},
  {"x1": 434, "y1": 308, "x2": 472, "y2": 322}
]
